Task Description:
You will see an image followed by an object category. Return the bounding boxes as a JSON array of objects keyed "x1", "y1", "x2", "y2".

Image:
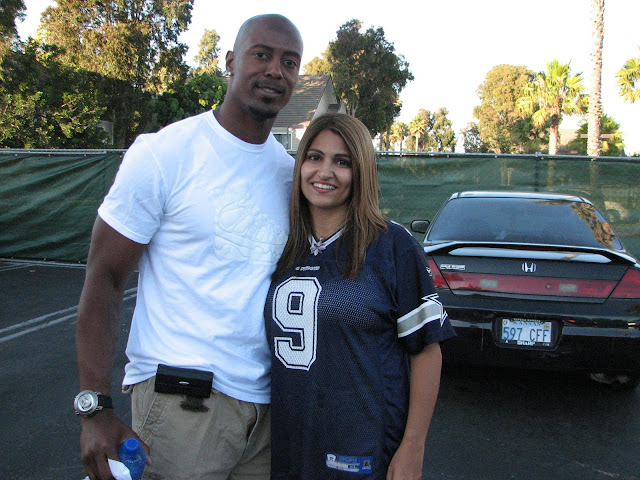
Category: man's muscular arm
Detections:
[{"x1": 76, "y1": 216, "x2": 148, "y2": 480}]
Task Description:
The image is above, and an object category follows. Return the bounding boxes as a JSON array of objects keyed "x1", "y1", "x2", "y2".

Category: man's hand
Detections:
[{"x1": 80, "y1": 409, "x2": 149, "y2": 479}]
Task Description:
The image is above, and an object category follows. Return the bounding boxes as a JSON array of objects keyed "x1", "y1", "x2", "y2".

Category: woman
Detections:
[{"x1": 265, "y1": 113, "x2": 455, "y2": 479}]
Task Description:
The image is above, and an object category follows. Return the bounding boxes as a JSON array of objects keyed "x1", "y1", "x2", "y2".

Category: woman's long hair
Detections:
[{"x1": 273, "y1": 113, "x2": 387, "y2": 279}]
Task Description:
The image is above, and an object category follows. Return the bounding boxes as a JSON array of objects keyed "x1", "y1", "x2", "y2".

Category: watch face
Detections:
[{"x1": 75, "y1": 390, "x2": 98, "y2": 415}]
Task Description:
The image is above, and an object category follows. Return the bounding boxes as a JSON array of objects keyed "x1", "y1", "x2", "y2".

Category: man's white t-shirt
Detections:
[{"x1": 98, "y1": 111, "x2": 294, "y2": 404}]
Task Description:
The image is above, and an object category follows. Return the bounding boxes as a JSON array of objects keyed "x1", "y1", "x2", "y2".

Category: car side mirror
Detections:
[{"x1": 410, "y1": 220, "x2": 430, "y2": 234}]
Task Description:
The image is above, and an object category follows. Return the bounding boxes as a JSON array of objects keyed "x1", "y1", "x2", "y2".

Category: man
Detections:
[{"x1": 74, "y1": 14, "x2": 303, "y2": 480}]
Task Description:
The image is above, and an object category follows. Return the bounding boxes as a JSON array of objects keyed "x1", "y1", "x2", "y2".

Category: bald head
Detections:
[{"x1": 233, "y1": 14, "x2": 303, "y2": 53}]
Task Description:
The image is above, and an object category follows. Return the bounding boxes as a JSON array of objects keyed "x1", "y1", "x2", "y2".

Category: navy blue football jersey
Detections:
[{"x1": 265, "y1": 221, "x2": 455, "y2": 479}]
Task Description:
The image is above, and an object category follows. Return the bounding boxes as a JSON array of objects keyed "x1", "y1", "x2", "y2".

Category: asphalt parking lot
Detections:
[{"x1": 1, "y1": 259, "x2": 639, "y2": 480}]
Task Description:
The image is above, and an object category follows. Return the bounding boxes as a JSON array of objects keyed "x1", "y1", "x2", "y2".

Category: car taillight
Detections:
[
  {"x1": 440, "y1": 272, "x2": 617, "y2": 298},
  {"x1": 426, "y1": 258, "x2": 449, "y2": 289},
  {"x1": 610, "y1": 268, "x2": 640, "y2": 299}
]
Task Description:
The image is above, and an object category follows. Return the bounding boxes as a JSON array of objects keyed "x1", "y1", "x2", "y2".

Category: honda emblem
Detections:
[{"x1": 522, "y1": 262, "x2": 537, "y2": 273}]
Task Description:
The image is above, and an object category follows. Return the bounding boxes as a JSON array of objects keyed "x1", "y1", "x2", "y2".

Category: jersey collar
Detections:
[{"x1": 309, "y1": 229, "x2": 343, "y2": 256}]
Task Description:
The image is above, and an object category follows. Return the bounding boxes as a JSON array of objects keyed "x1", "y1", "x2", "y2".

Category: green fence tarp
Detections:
[
  {"x1": 0, "y1": 150, "x2": 123, "y2": 262},
  {"x1": 1, "y1": 150, "x2": 639, "y2": 262}
]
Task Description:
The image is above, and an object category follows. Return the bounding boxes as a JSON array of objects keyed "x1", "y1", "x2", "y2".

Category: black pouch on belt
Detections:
[{"x1": 154, "y1": 364, "x2": 213, "y2": 398}]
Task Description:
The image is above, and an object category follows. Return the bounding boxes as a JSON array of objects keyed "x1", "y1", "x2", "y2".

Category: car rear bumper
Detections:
[{"x1": 443, "y1": 319, "x2": 640, "y2": 374}]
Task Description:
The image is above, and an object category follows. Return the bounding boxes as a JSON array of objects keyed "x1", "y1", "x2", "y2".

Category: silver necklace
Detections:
[{"x1": 309, "y1": 228, "x2": 343, "y2": 256}]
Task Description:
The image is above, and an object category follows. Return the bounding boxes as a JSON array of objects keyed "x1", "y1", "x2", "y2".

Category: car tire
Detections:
[{"x1": 589, "y1": 372, "x2": 640, "y2": 392}]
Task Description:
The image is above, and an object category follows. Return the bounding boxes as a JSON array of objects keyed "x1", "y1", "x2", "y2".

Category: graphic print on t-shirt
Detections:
[{"x1": 213, "y1": 184, "x2": 289, "y2": 264}]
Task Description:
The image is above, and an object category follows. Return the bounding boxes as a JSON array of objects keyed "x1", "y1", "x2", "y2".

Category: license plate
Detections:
[{"x1": 499, "y1": 318, "x2": 553, "y2": 347}]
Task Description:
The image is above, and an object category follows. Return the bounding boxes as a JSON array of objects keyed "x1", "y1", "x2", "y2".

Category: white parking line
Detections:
[
  {"x1": 0, "y1": 289, "x2": 137, "y2": 344},
  {"x1": 0, "y1": 305, "x2": 79, "y2": 334},
  {"x1": 0, "y1": 262, "x2": 34, "y2": 272},
  {"x1": 0, "y1": 259, "x2": 86, "y2": 271}
]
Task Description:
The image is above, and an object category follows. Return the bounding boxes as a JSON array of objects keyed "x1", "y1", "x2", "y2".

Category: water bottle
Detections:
[{"x1": 118, "y1": 437, "x2": 146, "y2": 480}]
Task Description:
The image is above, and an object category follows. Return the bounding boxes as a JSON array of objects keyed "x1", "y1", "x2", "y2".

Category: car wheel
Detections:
[{"x1": 589, "y1": 372, "x2": 640, "y2": 392}]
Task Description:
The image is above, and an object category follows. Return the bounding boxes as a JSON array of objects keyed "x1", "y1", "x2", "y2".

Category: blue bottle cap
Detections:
[{"x1": 121, "y1": 437, "x2": 140, "y2": 453}]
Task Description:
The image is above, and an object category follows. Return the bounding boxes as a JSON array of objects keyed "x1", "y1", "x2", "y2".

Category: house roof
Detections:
[{"x1": 273, "y1": 74, "x2": 335, "y2": 129}]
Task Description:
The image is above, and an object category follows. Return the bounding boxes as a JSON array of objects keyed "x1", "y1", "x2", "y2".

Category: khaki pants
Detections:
[{"x1": 130, "y1": 377, "x2": 270, "y2": 480}]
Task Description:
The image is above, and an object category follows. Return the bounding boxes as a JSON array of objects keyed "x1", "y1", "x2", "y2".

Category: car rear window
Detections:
[{"x1": 426, "y1": 197, "x2": 624, "y2": 250}]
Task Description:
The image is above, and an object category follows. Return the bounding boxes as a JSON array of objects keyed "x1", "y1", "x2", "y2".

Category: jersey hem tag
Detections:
[{"x1": 325, "y1": 453, "x2": 373, "y2": 474}]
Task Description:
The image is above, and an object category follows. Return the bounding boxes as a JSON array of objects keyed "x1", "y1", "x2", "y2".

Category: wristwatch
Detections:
[{"x1": 74, "y1": 390, "x2": 113, "y2": 417}]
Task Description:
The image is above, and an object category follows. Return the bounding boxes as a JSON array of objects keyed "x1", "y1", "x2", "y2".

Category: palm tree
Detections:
[
  {"x1": 390, "y1": 122, "x2": 409, "y2": 151},
  {"x1": 518, "y1": 59, "x2": 585, "y2": 155},
  {"x1": 568, "y1": 114, "x2": 625, "y2": 156},
  {"x1": 408, "y1": 117, "x2": 426, "y2": 151},
  {"x1": 616, "y1": 47, "x2": 640, "y2": 103},
  {"x1": 587, "y1": 0, "x2": 605, "y2": 157}
]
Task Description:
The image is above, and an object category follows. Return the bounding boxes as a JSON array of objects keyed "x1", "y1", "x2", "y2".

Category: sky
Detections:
[{"x1": 16, "y1": 0, "x2": 640, "y2": 154}]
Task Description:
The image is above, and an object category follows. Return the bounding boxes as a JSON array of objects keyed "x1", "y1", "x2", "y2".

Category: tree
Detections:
[
  {"x1": 152, "y1": 72, "x2": 227, "y2": 130},
  {"x1": 518, "y1": 59, "x2": 586, "y2": 155},
  {"x1": 510, "y1": 116, "x2": 547, "y2": 153},
  {"x1": 567, "y1": 114, "x2": 625, "y2": 156},
  {"x1": 0, "y1": 0, "x2": 25, "y2": 40},
  {"x1": 40, "y1": 0, "x2": 192, "y2": 90},
  {"x1": 425, "y1": 108, "x2": 456, "y2": 152},
  {"x1": 406, "y1": 109, "x2": 456, "y2": 152},
  {"x1": 303, "y1": 50, "x2": 330, "y2": 75},
  {"x1": 461, "y1": 123, "x2": 488, "y2": 153},
  {"x1": 326, "y1": 19, "x2": 413, "y2": 136},
  {"x1": 616, "y1": 47, "x2": 640, "y2": 103},
  {"x1": 389, "y1": 122, "x2": 409, "y2": 151},
  {"x1": 0, "y1": 40, "x2": 108, "y2": 148},
  {"x1": 39, "y1": 0, "x2": 194, "y2": 147},
  {"x1": 194, "y1": 29, "x2": 221, "y2": 75},
  {"x1": 473, "y1": 65, "x2": 537, "y2": 153},
  {"x1": 408, "y1": 115, "x2": 427, "y2": 151},
  {"x1": 587, "y1": 0, "x2": 605, "y2": 157}
]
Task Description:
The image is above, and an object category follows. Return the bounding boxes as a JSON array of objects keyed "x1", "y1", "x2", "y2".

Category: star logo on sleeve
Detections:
[{"x1": 422, "y1": 293, "x2": 448, "y2": 327}]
